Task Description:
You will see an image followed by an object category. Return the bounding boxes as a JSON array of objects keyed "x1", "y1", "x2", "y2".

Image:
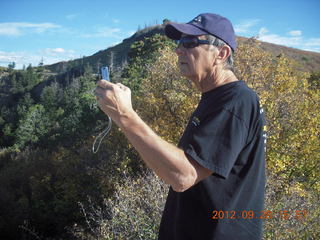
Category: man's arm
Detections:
[{"x1": 95, "y1": 80, "x2": 212, "y2": 192}]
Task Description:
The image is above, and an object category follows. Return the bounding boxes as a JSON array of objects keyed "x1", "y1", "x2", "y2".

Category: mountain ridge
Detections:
[{"x1": 44, "y1": 24, "x2": 320, "y2": 74}]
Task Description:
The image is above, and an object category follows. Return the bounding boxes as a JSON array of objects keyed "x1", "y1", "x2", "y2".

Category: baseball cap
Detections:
[{"x1": 165, "y1": 13, "x2": 237, "y2": 51}]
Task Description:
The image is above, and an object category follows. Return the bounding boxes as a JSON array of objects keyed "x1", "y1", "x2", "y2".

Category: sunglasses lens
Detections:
[
  {"x1": 184, "y1": 41, "x2": 198, "y2": 48},
  {"x1": 177, "y1": 37, "x2": 199, "y2": 48}
]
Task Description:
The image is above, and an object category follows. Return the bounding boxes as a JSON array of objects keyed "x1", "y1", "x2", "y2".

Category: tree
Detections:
[
  {"x1": 94, "y1": 37, "x2": 320, "y2": 239},
  {"x1": 9, "y1": 65, "x2": 43, "y2": 94},
  {"x1": 308, "y1": 71, "x2": 320, "y2": 90},
  {"x1": 39, "y1": 57, "x2": 44, "y2": 67},
  {"x1": 136, "y1": 46, "x2": 199, "y2": 143},
  {"x1": 234, "y1": 40, "x2": 319, "y2": 239},
  {"x1": 8, "y1": 62, "x2": 15, "y2": 69},
  {"x1": 15, "y1": 104, "x2": 50, "y2": 148},
  {"x1": 121, "y1": 34, "x2": 176, "y2": 92},
  {"x1": 1, "y1": 33, "x2": 318, "y2": 240}
]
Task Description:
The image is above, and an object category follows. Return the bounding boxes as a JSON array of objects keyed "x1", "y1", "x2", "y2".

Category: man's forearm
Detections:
[
  {"x1": 95, "y1": 80, "x2": 212, "y2": 191},
  {"x1": 118, "y1": 110, "x2": 196, "y2": 191}
]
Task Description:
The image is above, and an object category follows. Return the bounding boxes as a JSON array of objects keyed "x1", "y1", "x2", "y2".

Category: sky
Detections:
[{"x1": 0, "y1": 0, "x2": 319, "y2": 69}]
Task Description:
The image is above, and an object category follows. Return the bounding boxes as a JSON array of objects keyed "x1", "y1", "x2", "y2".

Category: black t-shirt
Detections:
[{"x1": 158, "y1": 81, "x2": 266, "y2": 240}]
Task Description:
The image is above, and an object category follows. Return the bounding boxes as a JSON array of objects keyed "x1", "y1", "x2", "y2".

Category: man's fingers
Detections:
[
  {"x1": 116, "y1": 83, "x2": 130, "y2": 92},
  {"x1": 95, "y1": 81, "x2": 130, "y2": 103},
  {"x1": 95, "y1": 80, "x2": 115, "y2": 100},
  {"x1": 116, "y1": 83, "x2": 125, "y2": 88},
  {"x1": 97, "y1": 80, "x2": 128, "y2": 91},
  {"x1": 97, "y1": 79, "x2": 114, "y2": 89}
]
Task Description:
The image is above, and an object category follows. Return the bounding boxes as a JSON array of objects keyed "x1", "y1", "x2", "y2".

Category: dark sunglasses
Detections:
[{"x1": 175, "y1": 36, "x2": 211, "y2": 49}]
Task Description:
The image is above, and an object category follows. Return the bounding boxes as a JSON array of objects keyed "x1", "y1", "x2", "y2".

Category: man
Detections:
[{"x1": 95, "y1": 13, "x2": 266, "y2": 240}]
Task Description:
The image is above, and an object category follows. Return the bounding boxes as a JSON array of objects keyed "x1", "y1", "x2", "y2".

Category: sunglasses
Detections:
[{"x1": 176, "y1": 36, "x2": 211, "y2": 49}]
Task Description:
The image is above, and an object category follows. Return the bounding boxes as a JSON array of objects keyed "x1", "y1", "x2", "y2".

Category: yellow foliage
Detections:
[
  {"x1": 130, "y1": 39, "x2": 319, "y2": 239},
  {"x1": 235, "y1": 40, "x2": 319, "y2": 194},
  {"x1": 133, "y1": 40, "x2": 319, "y2": 197},
  {"x1": 76, "y1": 38, "x2": 319, "y2": 240},
  {"x1": 135, "y1": 46, "x2": 200, "y2": 143}
]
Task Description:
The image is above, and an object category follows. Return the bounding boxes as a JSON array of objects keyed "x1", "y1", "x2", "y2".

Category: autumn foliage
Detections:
[
  {"x1": 76, "y1": 35, "x2": 319, "y2": 239},
  {"x1": 0, "y1": 34, "x2": 319, "y2": 239}
]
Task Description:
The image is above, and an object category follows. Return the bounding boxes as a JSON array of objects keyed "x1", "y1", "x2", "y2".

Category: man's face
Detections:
[{"x1": 175, "y1": 34, "x2": 217, "y2": 88}]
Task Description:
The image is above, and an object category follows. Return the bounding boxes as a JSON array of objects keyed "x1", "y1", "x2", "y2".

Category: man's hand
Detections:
[
  {"x1": 94, "y1": 80, "x2": 212, "y2": 192},
  {"x1": 95, "y1": 80, "x2": 134, "y2": 127}
]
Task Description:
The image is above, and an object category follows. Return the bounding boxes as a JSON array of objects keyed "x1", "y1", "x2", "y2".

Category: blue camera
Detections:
[{"x1": 101, "y1": 66, "x2": 110, "y2": 81}]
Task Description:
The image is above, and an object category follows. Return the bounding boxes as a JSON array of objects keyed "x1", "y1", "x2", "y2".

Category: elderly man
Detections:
[{"x1": 95, "y1": 13, "x2": 266, "y2": 240}]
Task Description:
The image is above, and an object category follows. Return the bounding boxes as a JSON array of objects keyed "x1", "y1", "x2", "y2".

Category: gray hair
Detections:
[{"x1": 205, "y1": 34, "x2": 234, "y2": 71}]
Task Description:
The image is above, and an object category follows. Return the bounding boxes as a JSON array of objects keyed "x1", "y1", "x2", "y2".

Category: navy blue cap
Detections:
[{"x1": 165, "y1": 13, "x2": 237, "y2": 51}]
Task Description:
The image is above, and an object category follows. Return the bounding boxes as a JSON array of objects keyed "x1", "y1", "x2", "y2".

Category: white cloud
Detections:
[
  {"x1": 81, "y1": 26, "x2": 122, "y2": 38},
  {"x1": 0, "y1": 25, "x2": 20, "y2": 36},
  {"x1": 234, "y1": 19, "x2": 260, "y2": 34},
  {"x1": 51, "y1": 48, "x2": 66, "y2": 53},
  {"x1": 257, "y1": 28, "x2": 320, "y2": 52},
  {"x1": 259, "y1": 27, "x2": 269, "y2": 35},
  {"x1": 97, "y1": 27, "x2": 121, "y2": 37},
  {"x1": 0, "y1": 50, "x2": 27, "y2": 65},
  {"x1": 302, "y1": 39, "x2": 320, "y2": 52},
  {"x1": 66, "y1": 14, "x2": 78, "y2": 20},
  {"x1": 288, "y1": 30, "x2": 302, "y2": 36},
  {"x1": 234, "y1": 18, "x2": 319, "y2": 52},
  {"x1": 0, "y1": 22, "x2": 61, "y2": 36},
  {"x1": 258, "y1": 27, "x2": 302, "y2": 46},
  {"x1": 112, "y1": 18, "x2": 120, "y2": 24},
  {"x1": 234, "y1": 18, "x2": 320, "y2": 52},
  {"x1": 0, "y1": 48, "x2": 77, "y2": 69},
  {"x1": 0, "y1": 50, "x2": 44, "y2": 68},
  {"x1": 40, "y1": 48, "x2": 75, "y2": 56},
  {"x1": 305, "y1": 38, "x2": 320, "y2": 47}
]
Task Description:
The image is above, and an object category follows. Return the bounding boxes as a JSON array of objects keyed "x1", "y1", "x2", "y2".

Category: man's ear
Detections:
[{"x1": 215, "y1": 45, "x2": 232, "y2": 65}]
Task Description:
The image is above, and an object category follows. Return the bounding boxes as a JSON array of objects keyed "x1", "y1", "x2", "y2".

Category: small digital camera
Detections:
[{"x1": 101, "y1": 66, "x2": 110, "y2": 81}]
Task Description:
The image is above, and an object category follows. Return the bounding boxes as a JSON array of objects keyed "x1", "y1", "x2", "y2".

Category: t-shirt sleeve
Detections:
[{"x1": 181, "y1": 108, "x2": 248, "y2": 179}]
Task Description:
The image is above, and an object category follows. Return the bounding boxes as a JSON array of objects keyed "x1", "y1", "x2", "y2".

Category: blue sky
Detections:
[{"x1": 0, "y1": 0, "x2": 319, "y2": 69}]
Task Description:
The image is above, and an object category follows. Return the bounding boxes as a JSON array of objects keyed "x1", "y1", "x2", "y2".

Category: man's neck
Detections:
[{"x1": 200, "y1": 69, "x2": 238, "y2": 93}]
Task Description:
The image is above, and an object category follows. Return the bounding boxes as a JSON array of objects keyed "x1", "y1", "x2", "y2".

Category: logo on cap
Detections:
[{"x1": 193, "y1": 15, "x2": 202, "y2": 24}]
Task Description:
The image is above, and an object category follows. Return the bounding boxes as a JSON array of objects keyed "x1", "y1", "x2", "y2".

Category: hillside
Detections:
[
  {"x1": 1, "y1": 24, "x2": 319, "y2": 104},
  {"x1": 45, "y1": 25, "x2": 164, "y2": 73},
  {"x1": 237, "y1": 36, "x2": 320, "y2": 73},
  {"x1": 1, "y1": 23, "x2": 319, "y2": 240},
  {"x1": 44, "y1": 24, "x2": 320, "y2": 75}
]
